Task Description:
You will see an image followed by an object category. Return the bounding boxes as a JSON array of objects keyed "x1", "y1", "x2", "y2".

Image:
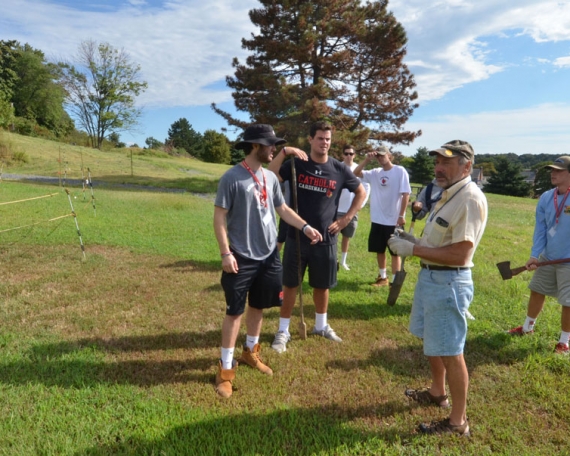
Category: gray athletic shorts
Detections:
[
  {"x1": 338, "y1": 212, "x2": 358, "y2": 238},
  {"x1": 529, "y1": 256, "x2": 570, "y2": 306}
]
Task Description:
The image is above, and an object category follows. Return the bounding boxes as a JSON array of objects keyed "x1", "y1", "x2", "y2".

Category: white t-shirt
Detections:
[
  {"x1": 361, "y1": 165, "x2": 411, "y2": 225},
  {"x1": 337, "y1": 163, "x2": 370, "y2": 213}
]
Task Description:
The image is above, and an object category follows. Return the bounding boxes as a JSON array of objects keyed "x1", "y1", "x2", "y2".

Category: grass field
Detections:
[{"x1": 0, "y1": 133, "x2": 569, "y2": 455}]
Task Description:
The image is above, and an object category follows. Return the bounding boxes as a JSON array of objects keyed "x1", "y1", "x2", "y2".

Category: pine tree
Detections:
[
  {"x1": 212, "y1": 0, "x2": 420, "y2": 153},
  {"x1": 483, "y1": 156, "x2": 531, "y2": 197},
  {"x1": 408, "y1": 147, "x2": 434, "y2": 185},
  {"x1": 166, "y1": 118, "x2": 204, "y2": 157}
]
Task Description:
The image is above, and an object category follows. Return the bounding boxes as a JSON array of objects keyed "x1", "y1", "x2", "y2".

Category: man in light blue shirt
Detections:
[{"x1": 508, "y1": 156, "x2": 570, "y2": 354}]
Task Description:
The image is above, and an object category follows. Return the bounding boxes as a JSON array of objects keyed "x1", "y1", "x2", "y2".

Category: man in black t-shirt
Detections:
[{"x1": 267, "y1": 121, "x2": 366, "y2": 352}]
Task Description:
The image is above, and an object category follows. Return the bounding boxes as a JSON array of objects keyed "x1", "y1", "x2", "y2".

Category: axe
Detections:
[{"x1": 496, "y1": 258, "x2": 570, "y2": 280}]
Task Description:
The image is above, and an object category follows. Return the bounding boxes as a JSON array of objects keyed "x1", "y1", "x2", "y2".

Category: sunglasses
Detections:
[{"x1": 343, "y1": 152, "x2": 355, "y2": 156}]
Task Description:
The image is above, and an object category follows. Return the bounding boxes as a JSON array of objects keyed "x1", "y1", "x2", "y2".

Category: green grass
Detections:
[{"x1": 0, "y1": 132, "x2": 569, "y2": 454}]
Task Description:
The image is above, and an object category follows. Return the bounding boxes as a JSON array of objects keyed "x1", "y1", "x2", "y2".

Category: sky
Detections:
[{"x1": 1, "y1": 0, "x2": 570, "y2": 156}]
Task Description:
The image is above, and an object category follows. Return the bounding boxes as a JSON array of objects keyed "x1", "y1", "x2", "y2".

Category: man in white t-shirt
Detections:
[
  {"x1": 337, "y1": 144, "x2": 370, "y2": 270},
  {"x1": 353, "y1": 146, "x2": 411, "y2": 286}
]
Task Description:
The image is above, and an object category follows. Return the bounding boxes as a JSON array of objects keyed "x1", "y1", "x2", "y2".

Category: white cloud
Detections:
[
  {"x1": 391, "y1": 0, "x2": 570, "y2": 101},
  {"x1": 397, "y1": 103, "x2": 570, "y2": 156},
  {"x1": 553, "y1": 56, "x2": 570, "y2": 67},
  {"x1": 0, "y1": 0, "x2": 258, "y2": 107}
]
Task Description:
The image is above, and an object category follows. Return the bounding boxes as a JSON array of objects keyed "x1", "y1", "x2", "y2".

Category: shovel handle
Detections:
[{"x1": 512, "y1": 257, "x2": 570, "y2": 276}]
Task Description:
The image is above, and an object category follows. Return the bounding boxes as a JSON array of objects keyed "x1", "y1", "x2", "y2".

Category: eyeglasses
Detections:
[{"x1": 343, "y1": 152, "x2": 355, "y2": 156}]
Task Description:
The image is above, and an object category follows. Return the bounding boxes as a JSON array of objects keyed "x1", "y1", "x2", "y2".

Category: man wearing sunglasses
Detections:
[{"x1": 337, "y1": 145, "x2": 370, "y2": 270}]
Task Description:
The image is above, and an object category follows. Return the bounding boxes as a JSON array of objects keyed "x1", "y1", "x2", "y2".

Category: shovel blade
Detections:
[{"x1": 387, "y1": 270, "x2": 407, "y2": 306}]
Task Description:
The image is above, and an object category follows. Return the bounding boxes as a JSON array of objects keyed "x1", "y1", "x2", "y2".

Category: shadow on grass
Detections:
[
  {"x1": 326, "y1": 332, "x2": 543, "y2": 379},
  {"x1": 78, "y1": 404, "x2": 410, "y2": 455},
  {"x1": 0, "y1": 331, "x2": 226, "y2": 388}
]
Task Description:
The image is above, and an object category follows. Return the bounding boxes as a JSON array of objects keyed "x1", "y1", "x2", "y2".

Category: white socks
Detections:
[
  {"x1": 379, "y1": 268, "x2": 387, "y2": 279},
  {"x1": 278, "y1": 317, "x2": 291, "y2": 335},
  {"x1": 221, "y1": 347, "x2": 234, "y2": 370},
  {"x1": 559, "y1": 331, "x2": 570, "y2": 346},
  {"x1": 246, "y1": 335, "x2": 259, "y2": 350},
  {"x1": 315, "y1": 312, "x2": 327, "y2": 331},
  {"x1": 523, "y1": 316, "x2": 536, "y2": 333},
  {"x1": 341, "y1": 252, "x2": 348, "y2": 264}
]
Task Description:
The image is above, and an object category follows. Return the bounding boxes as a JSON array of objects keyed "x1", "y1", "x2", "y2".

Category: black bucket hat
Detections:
[{"x1": 235, "y1": 124, "x2": 286, "y2": 150}]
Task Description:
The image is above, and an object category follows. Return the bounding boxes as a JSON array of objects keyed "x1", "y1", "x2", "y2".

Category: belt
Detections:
[{"x1": 421, "y1": 263, "x2": 469, "y2": 271}]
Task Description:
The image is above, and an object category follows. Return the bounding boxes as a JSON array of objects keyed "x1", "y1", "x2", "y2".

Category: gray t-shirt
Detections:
[{"x1": 215, "y1": 163, "x2": 285, "y2": 260}]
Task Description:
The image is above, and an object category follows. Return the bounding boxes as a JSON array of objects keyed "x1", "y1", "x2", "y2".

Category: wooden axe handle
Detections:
[{"x1": 511, "y1": 257, "x2": 570, "y2": 277}]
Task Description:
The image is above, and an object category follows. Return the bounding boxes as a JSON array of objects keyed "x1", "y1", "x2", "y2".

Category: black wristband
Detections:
[{"x1": 301, "y1": 223, "x2": 309, "y2": 234}]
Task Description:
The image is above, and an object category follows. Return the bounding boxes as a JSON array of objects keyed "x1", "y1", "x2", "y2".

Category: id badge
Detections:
[
  {"x1": 548, "y1": 226, "x2": 557, "y2": 237},
  {"x1": 263, "y1": 210, "x2": 272, "y2": 226}
]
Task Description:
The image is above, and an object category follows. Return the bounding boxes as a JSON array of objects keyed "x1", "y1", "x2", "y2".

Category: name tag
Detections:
[{"x1": 263, "y1": 211, "x2": 272, "y2": 226}]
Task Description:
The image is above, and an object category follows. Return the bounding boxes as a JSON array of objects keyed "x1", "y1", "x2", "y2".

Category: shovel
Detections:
[
  {"x1": 387, "y1": 256, "x2": 407, "y2": 306},
  {"x1": 291, "y1": 158, "x2": 307, "y2": 339},
  {"x1": 496, "y1": 258, "x2": 570, "y2": 280},
  {"x1": 386, "y1": 220, "x2": 413, "y2": 306}
]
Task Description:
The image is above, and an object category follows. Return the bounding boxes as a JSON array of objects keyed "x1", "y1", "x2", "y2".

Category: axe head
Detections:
[{"x1": 496, "y1": 261, "x2": 513, "y2": 280}]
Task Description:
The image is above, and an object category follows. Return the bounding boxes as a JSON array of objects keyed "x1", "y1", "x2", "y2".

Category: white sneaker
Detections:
[
  {"x1": 341, "y1": 263, "x2": 350, "y2": 271},
  {"x1": 311, "y1": 325, "x2": 342, "y2": 342},
  {"x1": 271, "y1": 331, "x2": 290, "y2": 353}
]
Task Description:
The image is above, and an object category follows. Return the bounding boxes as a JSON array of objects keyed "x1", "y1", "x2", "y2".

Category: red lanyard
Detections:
[
  {"x1": 554, "y1": 187, "x2": 570, "y2": 225},
  {"x1": 242, "y1": 160, "x2": 267, "y2": 208}
]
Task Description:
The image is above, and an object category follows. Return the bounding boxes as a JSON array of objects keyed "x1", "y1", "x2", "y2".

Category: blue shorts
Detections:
[
  {"x1": 409, "y1": 268, "x2": 474, "y2": 357},
  {"x1": 220, "y1": 249, "x2": 283, "y2": 316}
]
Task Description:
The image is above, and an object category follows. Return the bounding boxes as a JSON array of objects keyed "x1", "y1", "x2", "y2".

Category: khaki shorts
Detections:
[{"x1": 529, "y1": 257, "x2": 570, "y2": 306}]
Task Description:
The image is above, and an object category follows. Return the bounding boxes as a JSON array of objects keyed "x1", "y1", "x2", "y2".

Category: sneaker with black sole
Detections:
[
  {"x1": 418, "y1": 418, "x2": 470, "y2": 437},
  {"x1": 507, "y1": 325, "x2": 534, "y2": 336},
  {"x1": 311, "y1": 325, "x2": 342, "y2": 342}
]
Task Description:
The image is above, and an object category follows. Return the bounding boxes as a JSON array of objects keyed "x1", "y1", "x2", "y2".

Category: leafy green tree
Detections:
[
  {"x1": 212, "y1": 0, "x2": 420, "y2": 150},
  {"x1": 408, "y1": 147, "x2": 434, "y2": 184},
  {"x1": 11, "y1": 43, "x2": 73, "y2": 137},
  {"x1": 59, "y1": 40, "x2": 148, "y2": 149},
  {"x1": 107, "y1": 131, "x2": 126, "y2": 148},
  {"x1": 532, "y1": 162, "x2": 554, "y2": 197},
  {"x1": 483, "y1": 156, "x2": 531, "y2": 197},
  {"x1": 0, "y1": 40, "x2": 18, "y2": 101},
  {"x1": 166, "y1": 118, "x2": 204, "y2": 157},
  {"x1": 202, "y1": 129, "x2": 231, "y2": 164},
  {"x1": 145, "y1": 136, "x2": 164, "y2": 150}
]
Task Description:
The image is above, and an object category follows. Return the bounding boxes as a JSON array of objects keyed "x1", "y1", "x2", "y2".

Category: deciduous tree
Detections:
[
  {"x1": 59, "y1": 40, "x2": 147, "y2": 149},
  {"x1": 212, "y1": 0, "x2": 420, "y2": 152},
  {"x1": 202, "y1": 129, "x2": 231, "y2": 164}
]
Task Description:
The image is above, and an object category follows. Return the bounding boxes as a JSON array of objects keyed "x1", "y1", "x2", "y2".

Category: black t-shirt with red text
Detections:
[{"x1": 280, "y1": 156, "x2": 361, "y2": 245}]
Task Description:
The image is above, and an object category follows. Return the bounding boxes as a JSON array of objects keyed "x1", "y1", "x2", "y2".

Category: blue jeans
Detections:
[{"x1": 409, "y1": 268, "x2": 474, "y2": 356}]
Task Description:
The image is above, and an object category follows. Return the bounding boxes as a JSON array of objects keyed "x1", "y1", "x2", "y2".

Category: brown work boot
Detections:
[
  {"x1": 372, "y1": 276, "x2": 389, "y2": 287},
  {"x1": 215, "y1": 360, "x2": 237, "y2": 398},
  {"x1": 238, "y1": 344, "x2": 273, "y2": 376}
]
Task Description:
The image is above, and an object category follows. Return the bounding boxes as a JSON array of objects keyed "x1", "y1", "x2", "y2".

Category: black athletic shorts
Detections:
[
  {"x1": 368, "y1": 223, "x2": 396, "y2": 255},
  {"x1": 282, "y1": 240, "x2": 337, "y2": 289},
  {"x1": 221, "y1": 248, "x2": 283, "y2": 316}
]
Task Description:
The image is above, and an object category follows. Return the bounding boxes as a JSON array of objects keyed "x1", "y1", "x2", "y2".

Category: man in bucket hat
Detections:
[
  {"x1": 213, "y1": 124, "x2": 322, "y2": 398},
  {"x1": 388, "y1": 139, "x2": 487, "y2": 436},
  {"x1": 508, "y1": 156, "x2": 570, "y2": 353}
]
